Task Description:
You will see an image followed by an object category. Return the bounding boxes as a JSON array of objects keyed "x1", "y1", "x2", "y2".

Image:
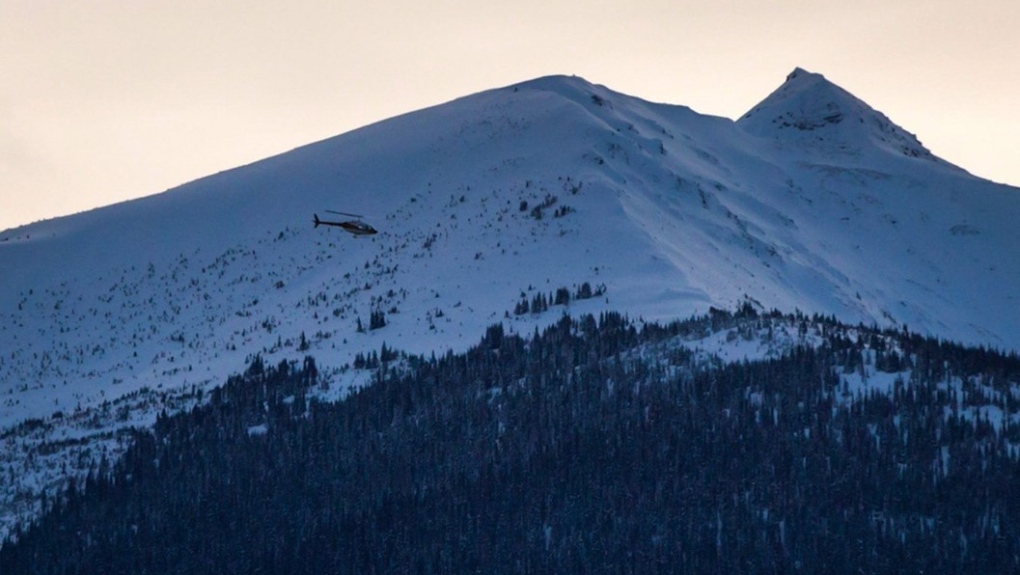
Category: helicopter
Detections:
[{"x1": 313, "y1": 210, "x2": 378, "y2": 236}]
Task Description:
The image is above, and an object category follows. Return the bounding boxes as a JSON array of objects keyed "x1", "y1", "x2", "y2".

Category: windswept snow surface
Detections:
[{"x1": 1, "y1": 68, "x2": 1019, "y2": 537}]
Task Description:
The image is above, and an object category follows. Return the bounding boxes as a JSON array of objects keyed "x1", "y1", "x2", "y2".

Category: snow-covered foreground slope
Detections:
[{"x1": 0, "y1": 68, "x2": 1018, "y2": 535}]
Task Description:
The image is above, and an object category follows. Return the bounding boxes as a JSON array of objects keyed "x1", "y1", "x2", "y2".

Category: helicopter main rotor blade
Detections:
[{"x1": 325, "y1": 210, "x2": 364, "y2": 218}]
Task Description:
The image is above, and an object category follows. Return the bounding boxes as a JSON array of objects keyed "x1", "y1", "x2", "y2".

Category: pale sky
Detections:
[{"x1": 2, "y1": 0, "x2": 1017, "y2": 232}]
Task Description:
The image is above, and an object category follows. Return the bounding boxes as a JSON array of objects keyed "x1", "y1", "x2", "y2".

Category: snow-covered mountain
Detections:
[{"x1": 1, "y1": 68, "x2": 1018, "y2": 535}]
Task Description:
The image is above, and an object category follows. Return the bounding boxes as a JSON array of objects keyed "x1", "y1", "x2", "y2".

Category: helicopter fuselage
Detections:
[{"x1": 313, "y1": 213, "x2": 378, "y2": 235}]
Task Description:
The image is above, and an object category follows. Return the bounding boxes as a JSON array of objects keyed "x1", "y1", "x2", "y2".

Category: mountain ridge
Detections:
[
  {"x1": 1, "y1": 68, "x2": 1018, "y2": 428},
  {"x1": 2, "y1": 67, "x2": 1020, "y2": 540}
]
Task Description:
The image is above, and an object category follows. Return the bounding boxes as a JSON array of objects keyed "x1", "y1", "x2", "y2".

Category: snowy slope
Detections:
[{"x1": 1, "y1": 68, "x2": 1019, "y2": 535}]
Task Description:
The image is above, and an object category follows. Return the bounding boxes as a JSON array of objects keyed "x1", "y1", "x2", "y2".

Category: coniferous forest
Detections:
[{"x1": 3, "y1": 310, "x2": 1020, "y2": 573}]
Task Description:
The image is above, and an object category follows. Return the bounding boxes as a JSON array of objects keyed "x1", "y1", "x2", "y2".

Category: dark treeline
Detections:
[{"x1": 3, "y1": 309, "x2": 1020, "y2": 573}]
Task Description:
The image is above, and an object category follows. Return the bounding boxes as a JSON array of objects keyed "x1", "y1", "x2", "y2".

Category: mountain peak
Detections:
[
  {"x1": 784, "y1": 66, "x2": 825, "y2": 85},
  {"x1": 738, "y1": 68, "x2": 936, "y2": 161},
  {"x1": 738, "y1": 67, "x2": 854, "y2": 131}
]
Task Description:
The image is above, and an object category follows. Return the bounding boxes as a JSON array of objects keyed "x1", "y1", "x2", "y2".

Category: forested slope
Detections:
[{"x1": 3, "y1": 310, "x2": 1020, "y2": 573}]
